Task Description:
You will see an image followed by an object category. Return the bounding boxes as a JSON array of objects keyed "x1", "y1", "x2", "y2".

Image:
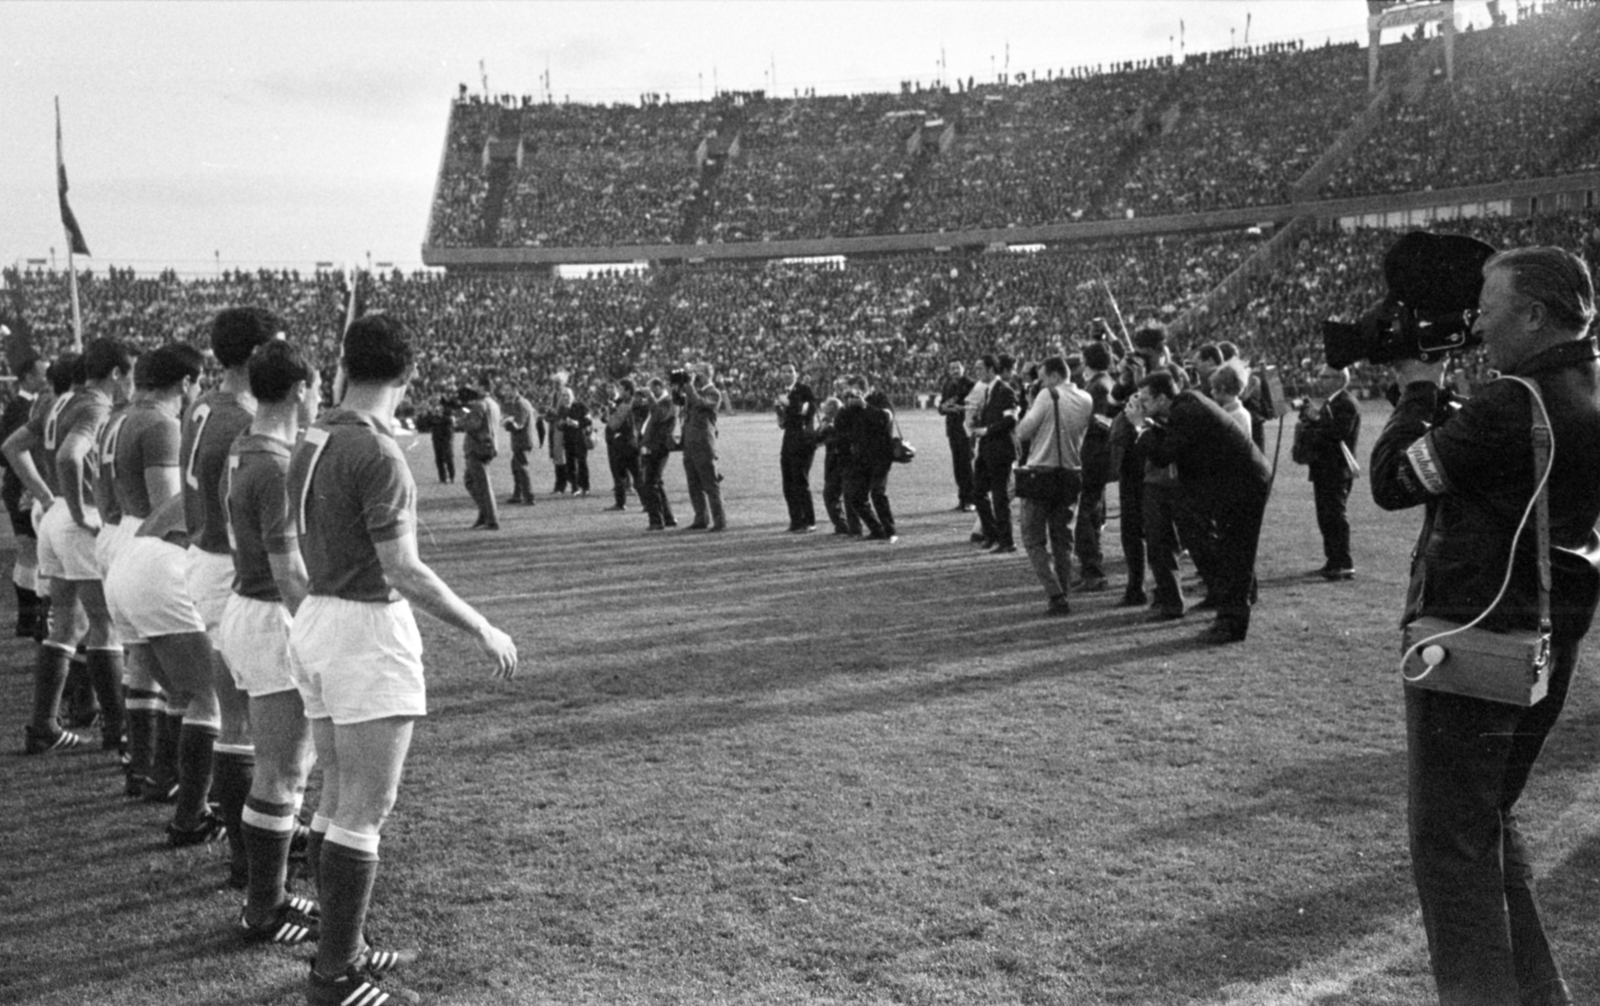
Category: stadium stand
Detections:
[{"x1": 423, "y1": 3, "x2": 1599, "y2": 248}]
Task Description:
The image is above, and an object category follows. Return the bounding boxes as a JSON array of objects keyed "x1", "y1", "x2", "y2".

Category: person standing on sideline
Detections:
[
  {"x1": 288, "y1": 314, "x2": 519, "y2": 1006},
  {"x1": 1073, "y1": 341, "x2": 1117, "y2": 593},
  {"x1": 680, "y1": 365, "x2": 725, "y2": 532},
  {"x1": 971, "y1": 354, "x2": 1020, "y2": 554},
  {"x1": 638, "y1": 377, "x2": 678, "y2": 531},
  {"x1": 1294, "y1": 364, "x2": 1361, "y2": 580},
  {"x1": 500, "y1": 381, "x2": 536, "y2": 505},
  {"x1": 603, "y1": 379, "x2": 643, "y2": 511},
  {"x1": 1125, "y1": 370, "x2": 1270, "y2": 643},
  {"x1": 425, "y1": 395, "x2": 457, "y2": 484},
  {"x1": 460, "y1": 385, "x2": 501, "y2": 530},
  {"x1": 1015, "y1": 356, "x2": 1092, "y2": 615},
  {"x1": 1372, "y1": 246, "x2": 1599, "y2": 1006},
  {"x1": 937, "y1": 359, "x2": 977, "y2": 512},
  {"x1": 776, "y1": 362, "x2": 817, "y2": 532}
]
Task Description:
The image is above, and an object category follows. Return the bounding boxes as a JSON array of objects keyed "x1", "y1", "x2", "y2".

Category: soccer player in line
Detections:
[
  {"x1": 26, "y1": 339, "x2": 133, "y2": 756},
  {"x1": 288, "y1": 314, "x2": 518, "y2": 1006},
  {"x1": 221, "y1": 340, "x2": 322, "y2": 945},
  {"x1": 107, "y1": 344, "x2": 205, "y2": 800},
  {"x1": 179, "y1": 308, "x2": 281, "y2": 873}
]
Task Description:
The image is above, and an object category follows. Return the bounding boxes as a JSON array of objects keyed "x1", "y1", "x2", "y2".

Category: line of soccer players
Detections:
[{"x1": 8, "y1": 310, "x2": 518, "y2": 1006}]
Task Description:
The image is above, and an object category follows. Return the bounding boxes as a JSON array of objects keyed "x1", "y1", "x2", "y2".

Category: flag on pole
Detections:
[{"x1": 55, "y1": 98, "x2": 90, "y2": 256}]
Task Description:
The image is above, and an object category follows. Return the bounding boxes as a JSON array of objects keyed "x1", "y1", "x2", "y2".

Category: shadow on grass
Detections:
[
  {"x1": 440, "y1": 629, "x2": 1210, "y2": 754},
  {"x1": 1092, "y1": 869, "x2": 1419, "y2": 1004}
]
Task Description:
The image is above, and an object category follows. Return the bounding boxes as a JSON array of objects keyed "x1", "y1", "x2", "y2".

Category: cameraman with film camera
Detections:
[{"x1": 1363, "y1": 234, "x2": 1600, "y2": 1006}]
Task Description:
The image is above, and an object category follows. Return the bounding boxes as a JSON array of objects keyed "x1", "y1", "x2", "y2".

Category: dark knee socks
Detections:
[{"x1": 314, "y1": 833, "x2": 380, "y2": 977}]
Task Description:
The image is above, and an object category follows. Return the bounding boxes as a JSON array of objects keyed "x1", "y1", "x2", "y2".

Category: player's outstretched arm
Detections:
[{"x1": 375, "y1": 531, "x2": 518, "y2": 680}]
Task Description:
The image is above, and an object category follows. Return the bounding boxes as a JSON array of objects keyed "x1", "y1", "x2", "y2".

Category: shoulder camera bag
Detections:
[{"x1": 1014, "y1": 390, "x2": 1081, "y2": 503}]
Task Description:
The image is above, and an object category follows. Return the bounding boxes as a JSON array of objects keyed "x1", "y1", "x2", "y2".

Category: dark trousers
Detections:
[
  {"x1": 608, "y1": 446, "x2": 642, "y2": 507},
  {"x1": 1074, "y1": 478, "x2": 1107, "y2": 581},
  {"x1": 780, "y1": 445, "x2": 817, "y2": 529},
  {"x1": 1313, "y1": 475, "x2": 1354, "y2": 570},
  {"x1": 843, "y1": 463, "x2": 892, "y2": 537},
  {"x1": 1406, "y1": 639, "x2": 1578, "y2": 1006},
  {"x1": 464, "y1": 456, "x2": 497, "y2": 527},
  {"x1": 431, "y1": 435, "x2": 455, "y2": 483},
  {"x1": 569, "y1": 451, "x2": 590, "y2": 493},
  {"x1": 1142, "y1": 480, "x2": 1185, "y2": 614},
  {"x1": 1176, "y1": 493, "x2": 1220, "y2": 602},
  {"x1": 509, "y1": 445, "x2": 533, "y2": 502},
  {"x1": 640, "y1": 452, "x2": 675, "y2": 527},
  {"x1": 972, "y1": 449, "x2": 1014, "y2": 547},
  {"x1": 822, "y1": 452, "x2": 847, "y2": 531},
  {"x1": 1118, "y1": 466, "x2": 1146, "y2": 596},
  {"x1": 1194, "y1": 482, "x2": 1266, "y2": 636},
  {"x1": 948, "y1": 431, "x2": 975, "y2": 506}
]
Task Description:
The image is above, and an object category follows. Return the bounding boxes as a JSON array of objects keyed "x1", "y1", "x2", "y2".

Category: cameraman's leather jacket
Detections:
[{"x1": 1371, "y1": 338, "x2": 1600, "y2": 637}]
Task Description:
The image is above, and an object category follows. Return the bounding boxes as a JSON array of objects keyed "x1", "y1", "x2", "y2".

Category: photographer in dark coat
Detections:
[
  {"x1": 1371, "y1": 246, "x2": 1600, "y2": 1006},
  {"x1": 936, "y1": 360, "x2": 977, "y2": 511},
  {"x1": 835, "y1": 376, "x2": 896, "y2": 542},
  {"x1": 1124, "y1": 369, "x2": 1271, "y2": 643},
  {"x1": 971, "y1": 354, "x2": 1020, "y2": 553},
  {"x1": 1293, "y1": 365, "x2": 1361, "y2": 579}
]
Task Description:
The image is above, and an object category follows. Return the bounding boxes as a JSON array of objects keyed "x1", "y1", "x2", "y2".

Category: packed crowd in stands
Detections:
[
  {"x1": 1321, "y1": 1, "x2": 1600, "y2": 198},
  {"x1": 424, "y1": 3, "x2": 1599, "y2": 249},
  {"x1": 7, "y1": 210, "x2": 1598, "y2": 415}
]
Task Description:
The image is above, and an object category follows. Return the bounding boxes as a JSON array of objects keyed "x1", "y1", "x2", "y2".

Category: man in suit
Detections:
[
  {"x1": 679, "y1": 365, "x2": 725, "y2": 532},
  {"x1": 1294, "y1": 365, "x2": 1361, "y2": 580},
  {"x1": 459, "y1": 384, "x2": 502, "y2": 530},
  {"x1": 1125, "y1": 370, "x2": 1272, "y2": 643},
  {"x1": 638, "y1": 377, "x2": 678, "y2": 531},
  {"x1": 936, "y1": 360, "x2": 977, "y2": 512},
  {"x1": 775, "y1": 363, "x2": 817, "y2": 532},
  {"x1": 500, "y1": 381, "x2": 537, "y2": 505},
  {"x1": 603, "y1": 379, "x2": 643, "y2": 511},
  {"x1": 971, "y1": 354, "x2": 1020, "y2": 554},
  {"x1": 1073, "y1": 341, "x2": 1117, "y2": 592}
]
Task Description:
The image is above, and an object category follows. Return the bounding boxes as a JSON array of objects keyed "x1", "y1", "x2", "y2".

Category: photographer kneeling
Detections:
[{"x1": 1371, "y1": 246, "x2": 1600, "y2": 1006}]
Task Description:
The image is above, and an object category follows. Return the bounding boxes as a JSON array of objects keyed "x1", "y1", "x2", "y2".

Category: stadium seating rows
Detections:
[
  {"x1": 426, "y1": 3, "x2": 1600, "y2": 249},
  {"x1": 7, "y1": 209, "x2": 1598, "y2": 412}
]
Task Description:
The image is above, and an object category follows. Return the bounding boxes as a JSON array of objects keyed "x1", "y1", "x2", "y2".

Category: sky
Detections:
[{"x1": 1, "y1": 1, "x2": 1485, "y2": 275}]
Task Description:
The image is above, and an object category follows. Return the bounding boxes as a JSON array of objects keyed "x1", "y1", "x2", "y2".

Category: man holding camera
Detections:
[
  {"x1": 678, "y1": 365, "x2": 725, "y2": 532},
  {"x1": 1124, "y1": 368, "x2": 1270, "y2": 644},
  {"x1": 1372, "y1": 246, "x2": 1600, "y2": 1006},
  {"x1": 638, "y1": 377, "x2": 678, "y2": 531},
  {"x1": 1293, "y1": 365, "x2": 1360, "y2": 580}
]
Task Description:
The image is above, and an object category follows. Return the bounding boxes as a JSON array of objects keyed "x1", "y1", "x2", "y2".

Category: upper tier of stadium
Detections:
[{"x1": 423, "y1": 2, "x2": 1600, "y2": 258}]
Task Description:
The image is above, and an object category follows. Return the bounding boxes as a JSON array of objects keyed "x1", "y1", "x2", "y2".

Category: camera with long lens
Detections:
[{"x1": 1321, "y1": 232, "x2": 1498, "y2": 370}]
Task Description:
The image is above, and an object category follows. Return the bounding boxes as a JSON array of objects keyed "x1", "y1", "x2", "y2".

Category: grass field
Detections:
[{"x1": 3, "y1": 404, "x2": 1599, "y2": 1006}]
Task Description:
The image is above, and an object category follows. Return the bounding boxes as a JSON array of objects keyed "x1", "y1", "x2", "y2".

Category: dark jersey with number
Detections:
[
  {"x1": 181, "y1": 389, "x2": 254, "y2": 556},
  {"x1": 224, "y1": 432, "x2": 295, "y2": 603}
]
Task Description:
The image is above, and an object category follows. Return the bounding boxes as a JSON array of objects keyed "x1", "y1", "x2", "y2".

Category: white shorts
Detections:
[
  {"x1": 99, "y1": 518, "x2": 143, "y2": 644},
  {"x1": 290, "y1": 595, "x2": 426, "y2": 725},
  {"x1": 106, "y1": 535, "x2": 206, "y2": 639},
  {"x1": 37, "y1": 499, "x2": 102, "y2": 581},
  {"x1": 219, "y1": 594, "x2": 296, "y2": 697},
  {"x1": 186, "y1": 547, "x2": 235, "y2": 642},
  {"x1": 95, "y1": 516, "x2": 135, "y2": 579}
]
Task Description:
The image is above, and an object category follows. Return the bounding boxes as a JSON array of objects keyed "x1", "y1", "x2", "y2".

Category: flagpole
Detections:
[
  {"x1": 56, "y1": 98, "x2": 84, "y2": 351},
  {"x1": 66, "y1": 250, "x2": 82, "y2": 352}
]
